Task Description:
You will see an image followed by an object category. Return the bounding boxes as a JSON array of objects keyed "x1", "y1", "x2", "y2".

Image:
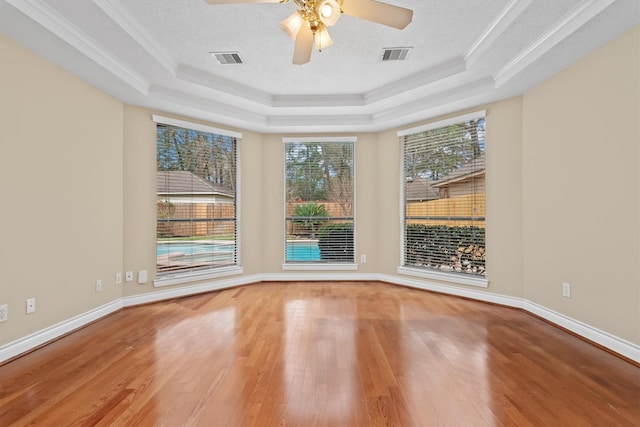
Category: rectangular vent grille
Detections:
[
  {"x1": 381, "y1": 47, "x2": 412, "y2": 62},
  {"x1": 211, "y1": 52, "x2": 244, "y2": 65}
]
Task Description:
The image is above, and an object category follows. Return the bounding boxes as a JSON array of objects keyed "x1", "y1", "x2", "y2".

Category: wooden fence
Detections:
[
  {"x1": 406, "y1": 194, "x2": 485, "y2": 227},
  {"x1": 157, "y1": 202, "x2": 235, "y2": 237}
]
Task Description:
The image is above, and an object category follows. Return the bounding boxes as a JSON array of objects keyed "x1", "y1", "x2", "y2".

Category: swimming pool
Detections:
[
  {"x1": 157, "y1": 242, "x2": 233, "y2": 256},
  {"x1": 286, "y1": 241, "x2": 320, "y2": 261},
  {"x1": 158, "y1": 241, "x2": 321, "y2": 262},
  {"x1": 157, "y1": 242, "x2": 236, "y2": 271}
]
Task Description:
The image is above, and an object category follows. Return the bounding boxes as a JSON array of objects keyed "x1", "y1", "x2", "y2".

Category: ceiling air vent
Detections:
[
  {"x1": 381, "y1": 47, "x2": 412, "y2": 62},
  {"x1": 211, "y1": 51, "x2": 244, "y2": 65}
]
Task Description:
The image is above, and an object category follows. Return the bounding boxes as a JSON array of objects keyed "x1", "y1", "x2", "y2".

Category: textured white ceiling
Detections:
[{"x1": 0, "y1": 0, "x2": 638, "y2": 132}]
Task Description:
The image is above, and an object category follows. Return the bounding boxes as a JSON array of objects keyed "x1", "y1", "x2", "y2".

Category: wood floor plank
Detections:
[{"x1": 1, "y1": 281, "x2": 638, "y2": 426}]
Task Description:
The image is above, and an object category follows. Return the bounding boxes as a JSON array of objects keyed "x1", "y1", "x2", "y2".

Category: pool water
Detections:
[
  {"x1": 286, "y1": 241, "x2": 320, "y2": 261},
  {"x1": 158, "y1": 241, "x2": 320, "y2": 262},
  {"x1": 157, "y1": 242, "x2": 233, "y2": 256}
]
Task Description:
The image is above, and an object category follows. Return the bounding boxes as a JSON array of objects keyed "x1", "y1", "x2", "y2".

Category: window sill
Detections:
[
  {"x1": 154, "y1": 266, "x2": 244, "y2": 287},
  {"x1": 397, "y1": 266, "x2": 488, "y2": 288},
  {"x1": 282, "y1": 263, "x2": 358, "y2": 271}
]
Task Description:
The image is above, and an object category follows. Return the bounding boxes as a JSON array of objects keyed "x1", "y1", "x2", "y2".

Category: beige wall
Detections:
[
  {"x1": 1, "y1": 26, "x2": 638, "y2": 350},
  {"x1": 0, "y1": 35, "x2": 123, "y2": 344},
  {"x1": 522, "y1": 26, "x2": 639, "y2": 343},
  {"x1": 122, "y1": 105, "x2": 156, "y2": 296}
]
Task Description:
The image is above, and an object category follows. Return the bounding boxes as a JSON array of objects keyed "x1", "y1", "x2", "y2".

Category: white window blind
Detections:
[
  {"x1": 156, "y1": 121, "x2": 238, "y2": 276},
  {"x1": 401, "y1": 114, "x2": 486, "y2": 277},
  {"x1": 284, "y1": 138, "x2": 355, "y2": 264}
]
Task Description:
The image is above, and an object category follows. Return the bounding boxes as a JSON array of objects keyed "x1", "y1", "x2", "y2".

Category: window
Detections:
[
  {"x1": 284, "y1": 137, "x2": 355, "y2": 265},
  {"x1": 154, "y1": 116, "x2": 239, "y2": 279},
  {"x1": 400, "y1": 111, "x2": 486, "y2": 279}
]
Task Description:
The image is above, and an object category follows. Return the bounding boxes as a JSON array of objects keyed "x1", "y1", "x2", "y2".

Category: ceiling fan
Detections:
[{"x1": 205, "y1": 0, "x2": 413, "y2": 65}]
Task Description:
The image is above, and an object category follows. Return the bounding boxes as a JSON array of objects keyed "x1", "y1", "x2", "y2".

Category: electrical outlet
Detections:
[
  {"x1": 26, "y1": 298, "x2": 36, "y2": 314},
  {"x1": 562, "y1": 282, "x2": 571, "y2": 298},
  {"x1": 360, "y1": 254, "x2": 367, "y2": 263},
  {"x1": 0, "y1": 304, "x2": 7, "y2": 322},
  {"x1": 96, "y1": 279, "x2": 103, "y2": 292},
  {"x1": 138, "y1": 270, "x2": 148, "y2": 284},
  {"x1": 116, "y1": 273, "x2": 122, "y2": 285},
  {"x1": 125, "y1": 271, "x2": 134, "y2": 282}
]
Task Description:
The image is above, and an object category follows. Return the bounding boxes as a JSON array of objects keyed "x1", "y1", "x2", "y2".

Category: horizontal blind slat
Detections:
[
  {"x1": 285, "y1": 140, "x2": 355, "y2": 263},
  {"x1": 403, "y1": 117, "x2": 486, "y2": 277}
]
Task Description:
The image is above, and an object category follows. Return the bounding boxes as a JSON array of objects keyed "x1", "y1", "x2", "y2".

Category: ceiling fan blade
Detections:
[
  {"x1": 204, "y1": 0, "x2": 280, "y2": 4},
  {"x1": 341, "y1": 0, "x2": 413, "y2": 29},
  {"x1": 292, "y1": 24, "x2": 313, "y2": 65}
]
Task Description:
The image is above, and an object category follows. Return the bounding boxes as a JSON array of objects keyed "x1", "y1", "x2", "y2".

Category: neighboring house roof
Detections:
[
  {"x1": 157, "y1": 171, "x2": 234, "y2": 197},
  {"x1": 406, "y1": 177, "x2": 440, "y2": 202},
  {"x1": 432, "y1": 154, "x2": 485, "y2": 188}
]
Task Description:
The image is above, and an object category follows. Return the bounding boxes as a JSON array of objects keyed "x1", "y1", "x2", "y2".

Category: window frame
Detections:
[
  {"x1": 282, "y1": 136, "x2": 357, "y2": 271},
  {"x1": 152, "y1": 115, "x2": 243, "y2": 287},
  {"x1": 397, "y1": 111, "x2": 489, "y2": 288}
]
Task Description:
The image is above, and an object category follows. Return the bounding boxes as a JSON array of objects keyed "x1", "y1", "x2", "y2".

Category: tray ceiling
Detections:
[{"x1": 0, "y1": 0, "x2": 638, "y2": 132}]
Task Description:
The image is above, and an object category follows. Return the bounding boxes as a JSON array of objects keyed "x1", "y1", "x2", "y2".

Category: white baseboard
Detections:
[
  {"x1": 521, "y1": 300, "x2": 640, "y2": 363},
  {"x1": 0, "y1": 299, "x2": 122, "y2": 364},
  {"x1": 123, "y1": 274, "x2": 261, "y2": 307},
  {"x1": 379, "y1": 273, "x2": 640, "y2": 363},
  {"x1": 2, "y1": 273, "x2": 638, "y2": 364},
  {"x1": 261, "y1": 272, "x2": 380, "y2": 282}
]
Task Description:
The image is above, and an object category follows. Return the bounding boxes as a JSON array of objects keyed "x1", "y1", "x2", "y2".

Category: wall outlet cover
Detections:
[
  {"x1": 562, "y1": 282, "x2": 571, "y2": 298},
  {"x1": 26, "y1": 298, "x2": 36, "y2": 314},
  {"x1": 138, "y1": 270, "x2": 148, "y2": 284}
]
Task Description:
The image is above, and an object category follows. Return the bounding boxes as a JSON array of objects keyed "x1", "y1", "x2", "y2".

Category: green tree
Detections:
[
  {"x1": 285, "y1": 142, "x2": 353, "y2": 209},
  {"x1": 320, "y1": 142, "x2": 353, "y2": 216},
  {"x1": 404, "y1": 118, "x2": 485, "y2": 181},
  {"x1": 157, "y1": 125, "x2": 236, "y2": 193}
]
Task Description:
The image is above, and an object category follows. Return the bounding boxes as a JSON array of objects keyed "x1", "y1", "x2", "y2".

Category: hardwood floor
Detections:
[{"x1": 1, "y1": 281, "x2": 638, "y2": 426}]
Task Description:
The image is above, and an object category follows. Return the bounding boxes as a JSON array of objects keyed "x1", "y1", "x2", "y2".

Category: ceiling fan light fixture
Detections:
[
  {"x1": 207, "y1": 0, "x2": 413, "y2": 65},
  {"x1": 317, "y1": 0, "x2": 341, "y2": 26},
  {"x1": 313, "y1": 23, "x2": 333, "y2": 50},
  {"x1": 281, "y1": 10, "x2": 304, "y2": 39}
]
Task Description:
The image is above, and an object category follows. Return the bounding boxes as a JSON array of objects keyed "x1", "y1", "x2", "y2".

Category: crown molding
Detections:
[
  {"x1": 373, "y1": 77, "x2": 495, "y2": 123},
  {"x1": 145, "y1": 75, "x2": 496, "y2": 133},
  {"x1": 92, "y1": 0, "x2": 177, "y2": 75},
  {"x1": 268, "y1": 113, "x2": 373, "y2": 127},
  {"x1": 494, "y1": 0, "x2": 617, "y2": 87},
  {"x1": 6, "y1": 0, "x2": 149, "y2": 95},
  {"x1": 177, "y1": 65, "x2": 273, "y2": 106},
  {"x1": 465, "y1": 0, "x2": 534, "y2": 66},
  {"x1": 365, "y1": 56, "x2": 467, "y2": 104},
  {"x1": 272, "y1": 94, "x2": 366, "y2": 107},
  {"x1": 149, "y1": 85, "x2": 268, "y2": 125}
]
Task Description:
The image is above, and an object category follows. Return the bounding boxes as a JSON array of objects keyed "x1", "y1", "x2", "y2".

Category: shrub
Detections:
[
  {"x1": 405, "y1": 224, "x2": 485, "y2": 275},
  {"x1": 318, "y1": 223, "x2": 354, "y2": 262},
  {"x1": 293, "y1": 203, "x2": 329, "y2": 237}
]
